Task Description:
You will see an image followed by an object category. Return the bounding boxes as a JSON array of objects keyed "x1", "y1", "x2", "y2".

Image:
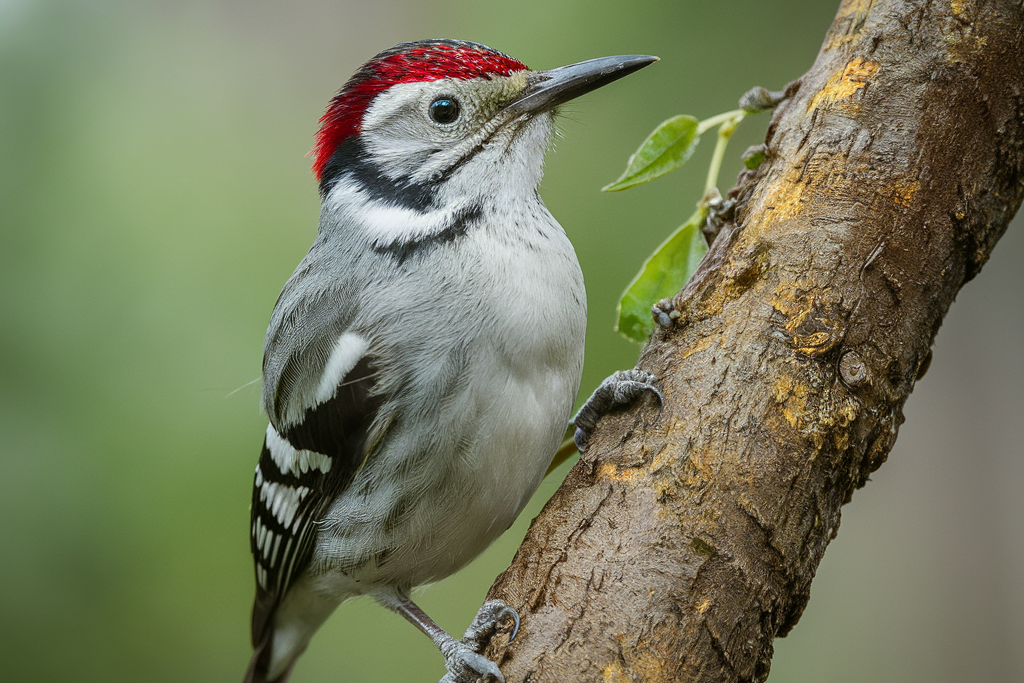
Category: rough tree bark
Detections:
[{"x1": 482, "y1": 1, "x2": 1024, "y2": 681}]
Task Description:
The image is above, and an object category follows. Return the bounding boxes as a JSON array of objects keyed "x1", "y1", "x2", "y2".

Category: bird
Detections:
[{"x1": 243, "y1": 39, "x2": 658, "y2": 683}]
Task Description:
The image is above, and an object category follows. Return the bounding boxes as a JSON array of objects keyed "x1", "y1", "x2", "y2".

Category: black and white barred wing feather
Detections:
[{"x1": 249, "y1": 319, "x2": 384, "y2": 649}]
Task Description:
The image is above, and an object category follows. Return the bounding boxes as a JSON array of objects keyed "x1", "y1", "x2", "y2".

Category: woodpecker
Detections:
[{"x1": 244, "y1": 40, "x2": 658, "y2": 683}]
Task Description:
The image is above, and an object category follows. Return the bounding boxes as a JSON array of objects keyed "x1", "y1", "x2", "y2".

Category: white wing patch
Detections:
[
  {"x1": 315, "y1": 332, "x2": 369, "y2": 404},
  {"x1": 253, "y1": 466, "x2": 309, "y2": 532},
  {"x1": 269, "y1": 534, "x2": 282, "y2": 569},
  {"x1": 254, "y1": 516, "x2": 266, "y2": 551},
  {"x1": 265, "y1": 425, "x2": 333, "y2": 477}
]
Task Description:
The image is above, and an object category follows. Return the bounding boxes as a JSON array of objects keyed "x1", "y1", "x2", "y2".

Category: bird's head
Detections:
[{"x1": 312, "y1": 40, "x2": 656, "y2": 208}]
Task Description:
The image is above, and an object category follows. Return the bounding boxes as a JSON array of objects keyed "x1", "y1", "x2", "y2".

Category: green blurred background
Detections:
[{"x1": 1, "y1": 0, "x2": 1020, "y2": 681}]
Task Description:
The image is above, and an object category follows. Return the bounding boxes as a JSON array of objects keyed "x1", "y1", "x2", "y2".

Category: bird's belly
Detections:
[
  {"x1": 413, "y1": 375, "x2": 566, "y2": 581},
  {"x1": 315, "y1": 224, "x2": 586, "y2": 591},
  {"x1": 316, "y1": 349, "x2": 578, "y2": 590}
]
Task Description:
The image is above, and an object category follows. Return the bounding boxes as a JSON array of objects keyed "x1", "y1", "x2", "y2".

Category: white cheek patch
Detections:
[
  {"x1": 266, "y1": 425, "x2": 333, "y2": 477},
  {"x1": 326, "y1": 177, "x2": 472, "y2": 248},
  {"x1": 315, "y1": 332, "x2": 369, "y2": 404}
]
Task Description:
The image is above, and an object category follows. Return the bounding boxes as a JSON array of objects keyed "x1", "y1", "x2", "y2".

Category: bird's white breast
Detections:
[{"x1": 314, "y1": 198, "x2": 586, "y2": 590}]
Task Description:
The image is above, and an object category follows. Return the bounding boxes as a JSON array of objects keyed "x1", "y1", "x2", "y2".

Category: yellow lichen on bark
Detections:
[
  {"x1": 602, "y1": 635, "x2": 683, "y2": 683},
  {"x1": 680, "y1": 335, "x2": 716, "y2": 361},
  {"x1": 602, "y1": 661, "x2": 631, "y2": 683},
  {"x1": 771, "y1": 373, "x2": 814, "y2": 430},
  {"x1": 839, "y1": 0, "x2": 874, "y2": 21},
  {"x1": 745, "y1": 145, "x2": 920, "y2": 243},
  {"x1": 771, "y1": 282, "x2": 845, "y2": 354},
  {"x1": 943, "y1": 0, "x2": 988, "y2": 63},
  {"x1": 596, "y1": 461, "x2": 648, "y2": 484},
  {"x1": 889, "y1": 177, "x2": 920, "y2": 206},
  {"x1": 807, "y1": 57, "x2": 879, "y2": 112},
  {"x1": 826, "y1": 0, "x2": 875, "y2": 49}
]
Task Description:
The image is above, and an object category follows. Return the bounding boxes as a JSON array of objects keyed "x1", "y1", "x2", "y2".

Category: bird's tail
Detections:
[
  {"x1": 243, "y1": 577, "x2": 348, "y2": 682},
  {"x1": 242, "y1": 628, "x2": 296, "y2": 683}
]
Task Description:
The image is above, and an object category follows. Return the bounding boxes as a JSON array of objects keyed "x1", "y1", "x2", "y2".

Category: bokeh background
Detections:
[{"x1": 1, "y1": 0, "x2": 1021, "y2": 681}]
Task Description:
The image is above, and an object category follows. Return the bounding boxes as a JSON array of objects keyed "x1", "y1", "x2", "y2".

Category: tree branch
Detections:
[{"x1": 484, "y1": 1, "x2": 1024, "y2": 680}]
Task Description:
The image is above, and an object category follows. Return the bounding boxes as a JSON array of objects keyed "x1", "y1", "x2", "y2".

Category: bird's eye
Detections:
[{"x1": 429, "y1": 98, "x2": 460, "y2": 124}]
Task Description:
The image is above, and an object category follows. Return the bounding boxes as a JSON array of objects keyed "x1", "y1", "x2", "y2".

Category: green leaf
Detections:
[
  {"x1": 615, "y1": 208, "x2": 709, "y2": 342},
  {"x1": 743, "y1": 145, "x2": 766, "y2": 170},
  {"x1": 602, "y1": 115, "x2": 700, "y2": 192}
]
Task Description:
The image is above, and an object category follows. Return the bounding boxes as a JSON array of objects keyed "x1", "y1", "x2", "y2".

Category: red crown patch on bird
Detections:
[{"x1": 311, "y1": 40, "x2": 528, "y2": 181}]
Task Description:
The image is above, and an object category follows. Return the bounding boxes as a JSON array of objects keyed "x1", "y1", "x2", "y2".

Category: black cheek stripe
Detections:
[{"x1": 320, "y1": 136, "x2": 436, "y2": 211}]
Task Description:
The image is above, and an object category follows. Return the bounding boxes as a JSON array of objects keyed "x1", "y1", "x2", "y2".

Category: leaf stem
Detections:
[
  {"x1": 703, "y1": 113, "x2": 744, "y2": 196},
  {"x1": 696, "y1": 109, "x2": 745, "y2": 135}
]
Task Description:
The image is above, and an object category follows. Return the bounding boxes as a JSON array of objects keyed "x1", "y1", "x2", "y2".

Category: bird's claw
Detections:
[
  {"x1": 572, "y1": 369, "x2": 662, "y2": 451},
  {"x1": 461, "y1": 600, "x2": 519, "y2": 650},
  {"x1": 437, "y1": 646, "x2": 503, "y2": 683},
  {"x1": 438, "y1": 600, "x2": 518, "y2": 683}
]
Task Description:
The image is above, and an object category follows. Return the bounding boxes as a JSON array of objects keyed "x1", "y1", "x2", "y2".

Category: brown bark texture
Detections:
[{"x1": 482, "y1": 1, "x2": 1024, "y2": 681}]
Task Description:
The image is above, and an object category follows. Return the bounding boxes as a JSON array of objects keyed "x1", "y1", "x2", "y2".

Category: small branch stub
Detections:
[{"x1": 838, "y1": 350, "x2": 868, "y2": 387}]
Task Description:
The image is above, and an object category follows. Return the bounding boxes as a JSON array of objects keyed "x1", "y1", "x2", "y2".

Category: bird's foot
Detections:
[
  {"x1": 437, "y1": 600, "x2": 518, "y2": 683},
  {"x1": 572, "y1": 369, "x2": 662, "y2": 451},
  {"x1": 461, "y1": 600, "x2": 519, "y2": 651},
  {"x1": 437, "y1": 643, "x2": 503, "y2": 683}
]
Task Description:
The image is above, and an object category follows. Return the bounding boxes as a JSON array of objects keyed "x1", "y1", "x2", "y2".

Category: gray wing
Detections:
[
  {"x1": 260, "y1": 253, "x2": 362, "y2": 428},
  {"x1": 248, "y1": 259, "x2": 385, "y2": 647}
]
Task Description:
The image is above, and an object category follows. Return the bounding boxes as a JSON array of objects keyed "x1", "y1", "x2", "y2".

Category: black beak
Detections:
[{"x1": 504, "y1": 54, "x2": 658, "y2": 118}]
